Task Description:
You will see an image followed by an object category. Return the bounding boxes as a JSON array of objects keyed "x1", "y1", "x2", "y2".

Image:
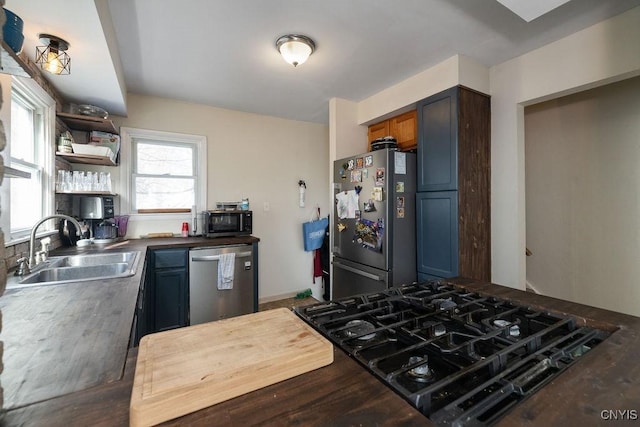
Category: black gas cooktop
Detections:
[{"x1": 294, "y1": 280, "x2": 610, "y2": 426}]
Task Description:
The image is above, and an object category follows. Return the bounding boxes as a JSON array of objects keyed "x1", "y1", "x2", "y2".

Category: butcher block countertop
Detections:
[
  {"x1": 3, "y1": 261, "x2": 640, "y2": 426},
  {"x1": 130, "y1": 308, "x2": 334, "y2": 426}
]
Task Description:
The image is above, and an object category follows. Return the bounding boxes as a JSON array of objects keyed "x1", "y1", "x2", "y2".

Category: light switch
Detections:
[{"x1": 263, "y1": 201, "x2": 270, "y2": 211}]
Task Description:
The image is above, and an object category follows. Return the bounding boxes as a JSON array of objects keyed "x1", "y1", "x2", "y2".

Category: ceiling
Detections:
[{"x1": 7, "y1": 0, "x2": 640, "y2": 124}]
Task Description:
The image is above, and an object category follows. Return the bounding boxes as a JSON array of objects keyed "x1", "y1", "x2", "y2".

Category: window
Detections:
[
  {"x1": 0, "y1": 77, "x2": 55, "y2": 241},
  {"x1": 120, "y1": 128, "x2": 206, "y2": 214}
]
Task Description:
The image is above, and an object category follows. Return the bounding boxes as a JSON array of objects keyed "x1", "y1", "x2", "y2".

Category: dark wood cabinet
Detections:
[
  {"x1": 134, "y1": 248, "x2": 189, "y2": 344},
  {"x1": 416, "y1": 86, "x2": 490, "y2": 282},
  {"x1": 153, "y1": 267, "x2": 188, "y2": 332},
  {"x1": 151, "y1": 248, "x2": 189, "y2": 332}
]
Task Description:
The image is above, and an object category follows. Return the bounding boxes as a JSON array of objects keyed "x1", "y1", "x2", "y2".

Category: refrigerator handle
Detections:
[{"x1": 333, "y1": 260, "x2": 383, "y2": 282}]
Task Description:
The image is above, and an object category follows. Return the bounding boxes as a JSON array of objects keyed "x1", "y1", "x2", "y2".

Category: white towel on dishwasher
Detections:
[{"x1": 217, "y1": 252, "x2": 235, "y2": 290}]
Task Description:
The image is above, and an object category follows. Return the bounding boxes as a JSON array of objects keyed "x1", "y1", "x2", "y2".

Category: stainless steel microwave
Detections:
[{"x1": 204, "y1": 210, "x2": 252, "y2": 237}]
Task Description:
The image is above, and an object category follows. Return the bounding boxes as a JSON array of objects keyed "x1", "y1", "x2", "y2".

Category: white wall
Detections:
[
  {"x1": 356, "y1": 55, "x2": 490, "y2": 126},
  {"x1": 329, "y1": 98, "x2": 368, "y2": 161},
  {"x1": 525, "y1": 77, "x2": 640, "y2": 317},
  {"x1": 112, "y1": 93, "x2": 329, "y2": 301},
  {"x1": 490, "y1": 6, "x2": 640, "y2": 290}
]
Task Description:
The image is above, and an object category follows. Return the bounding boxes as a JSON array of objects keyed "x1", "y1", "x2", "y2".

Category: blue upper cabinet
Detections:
[{"x1": 417, "y1": 87, "x2": 459, "y2": 192}]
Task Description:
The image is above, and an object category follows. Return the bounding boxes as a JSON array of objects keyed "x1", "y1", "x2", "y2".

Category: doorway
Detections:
[{"x1": 524, "y1": 76, "x2": 640, "y2": 317}]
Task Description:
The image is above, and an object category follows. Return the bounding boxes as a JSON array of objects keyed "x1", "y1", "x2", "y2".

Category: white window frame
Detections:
[
  {"x1": 119, "y1": 127, "x2": 207, "y2": 218},
  {"x1": 0, "y1": 76, "x2": 55, "y2": 243}
]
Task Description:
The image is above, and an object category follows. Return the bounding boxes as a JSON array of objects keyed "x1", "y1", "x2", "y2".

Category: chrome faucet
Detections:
[{"x1": 28, "y1": 214, "x2": 83, "y2": 270}]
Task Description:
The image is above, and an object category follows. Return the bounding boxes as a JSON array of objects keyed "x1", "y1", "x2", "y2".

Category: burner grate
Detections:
[{"x1": 294, "y1": 280, "x2": 610, "y2": 426}]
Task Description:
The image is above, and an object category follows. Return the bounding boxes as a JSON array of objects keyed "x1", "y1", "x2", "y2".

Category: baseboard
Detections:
[{"x1": 525, "y1": 280, "x2": 540, "y2": 294}]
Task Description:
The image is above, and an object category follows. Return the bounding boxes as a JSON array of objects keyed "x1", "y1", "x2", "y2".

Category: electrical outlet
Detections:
[{"x1": 263, "y1": 201, "x2": 270, "y2": 211}]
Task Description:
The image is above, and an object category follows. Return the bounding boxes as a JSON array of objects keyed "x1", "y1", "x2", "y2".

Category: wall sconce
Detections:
[
  {"x1": 275, "y1": 34, "x2": 315, "y2": 67},
  {"x1": 35, "y1": 33, "x2": 71, "y2": 75}
]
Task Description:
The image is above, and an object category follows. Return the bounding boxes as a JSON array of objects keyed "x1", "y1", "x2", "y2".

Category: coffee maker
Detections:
[{"x1": 76, "y1": 196, "x2": 118, "y2": 240}]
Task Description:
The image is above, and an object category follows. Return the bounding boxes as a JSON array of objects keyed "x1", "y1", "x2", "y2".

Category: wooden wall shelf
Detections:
[
  {"x1": 57, "y1": 112, "x2": 118, "y2": 134},
  {"x1": 55, "y1": 152, "x2": 117, "y2": 166}
]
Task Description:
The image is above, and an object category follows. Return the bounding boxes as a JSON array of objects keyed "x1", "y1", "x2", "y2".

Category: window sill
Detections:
[
  {"x1": 125, "y1": 212, "x2": 193, "y2": 220},
  {"x1": 5, "y1": 230, "x2": 58, "y2": 248}
]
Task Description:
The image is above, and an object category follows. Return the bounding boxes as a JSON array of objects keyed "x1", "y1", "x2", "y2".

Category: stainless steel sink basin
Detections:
[
  {"x1": 9, "y1": 251, "x2": 140, "y2": 289},
  {"x1": 57, "y1": 251, "x2": 138, "y2": 267},
  {"x1": 19, "y1": 263, "x2": 130, "y2": 284}
]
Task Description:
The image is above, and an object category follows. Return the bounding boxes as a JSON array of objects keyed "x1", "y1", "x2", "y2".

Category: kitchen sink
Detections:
[
  {"x1": 57, "y1": 251, "x2": 138, "y2": 267},
  {"x1": 19, "y1": 263, "x2": 130, "y2": 284},
  {"x1": 8, "y1": 251, "x2": 140, "y2": 289}
]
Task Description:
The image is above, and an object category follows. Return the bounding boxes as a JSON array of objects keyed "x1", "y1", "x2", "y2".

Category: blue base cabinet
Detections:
[
  {"x1": 151, "y1": 249, "x2": 189, "y2": 333},
  {"x1": 416, "y1": 191, "x2": 459, "y2": 278},
  {"x1": 133, "y1": 248, "x2": 189, "y2": 345},
  {"x1": 416, "y1": 86, "x2": 491, "y2": 282}
]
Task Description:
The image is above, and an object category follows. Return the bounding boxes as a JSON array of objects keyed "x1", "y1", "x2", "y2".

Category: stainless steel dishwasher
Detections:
[{"x1": 189, "y1": 245, "x2": 255, "y2": 325}]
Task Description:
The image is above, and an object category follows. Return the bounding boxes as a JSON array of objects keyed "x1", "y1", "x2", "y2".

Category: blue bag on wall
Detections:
[{"x1": 302, "y1": 217, "x2": 328, "y2": 251}]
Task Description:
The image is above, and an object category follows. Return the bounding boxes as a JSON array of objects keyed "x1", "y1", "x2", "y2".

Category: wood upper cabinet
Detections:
[
  {"x1": 367, "y1": 121, "x2": 389, "y2": 145},
  {"x1": 368, "y1": 110, "x2": 417, "y2": 152},
  {"x1": 388, "y1": 111, "x2": 417, "y2": 151}
]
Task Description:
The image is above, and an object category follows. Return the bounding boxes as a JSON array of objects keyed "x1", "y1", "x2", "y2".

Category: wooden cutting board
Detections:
[{"x1": 130, "y1": 308, "x2": 333, "y2": 427}]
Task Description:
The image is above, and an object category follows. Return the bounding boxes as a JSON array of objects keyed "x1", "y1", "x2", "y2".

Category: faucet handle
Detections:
[{"x1": 15, "y1": 257, "x2": 30, "y2": 277}]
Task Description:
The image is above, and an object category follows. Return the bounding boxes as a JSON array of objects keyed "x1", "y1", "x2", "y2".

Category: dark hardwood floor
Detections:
[{"x1": 259, "y1": 296, "x2": 319, "y2": 312}]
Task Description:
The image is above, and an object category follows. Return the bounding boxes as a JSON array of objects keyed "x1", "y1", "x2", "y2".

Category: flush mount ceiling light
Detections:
[
  {"x1": 276, "y1": 34, "x2": 315, "y2": 67},
  {"x1": 35, "y1": 33, "x2": 71, "y2": 75}
]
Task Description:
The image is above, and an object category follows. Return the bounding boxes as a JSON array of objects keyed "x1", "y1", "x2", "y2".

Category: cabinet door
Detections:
[
  {"x1": 416, "y1": 191, "x2": 458, "y2": 278},
  {"x1": 154, "y1": 248, "x2": 188, "y2": 268},
  {"x1": 389, "y1": 110, "x2": 417, "y2": 151},
  {"x1": 417, "y1": 87, "x2": 458, "y2": 192},
  {"x1": 154, "y1": 267, "x2": 188, "y2": 332},
  {"x1": 368, "y1": 120, "x2": 389, "y2": 148}
]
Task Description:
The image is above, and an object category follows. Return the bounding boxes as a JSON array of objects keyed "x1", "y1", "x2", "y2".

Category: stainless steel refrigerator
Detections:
[{"x1": 332, "y1": 148, "x2": 416, "y2": 299}]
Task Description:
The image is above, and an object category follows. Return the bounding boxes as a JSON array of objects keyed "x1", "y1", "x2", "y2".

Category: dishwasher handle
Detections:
[{"x1": 191, "y1": 251, "x2": 252, "y2": 262}]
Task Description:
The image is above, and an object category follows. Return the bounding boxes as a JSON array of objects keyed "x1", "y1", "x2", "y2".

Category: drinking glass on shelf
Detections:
[
  {"x1": 98, "y1": 172, "x2": 106, "y2": 192},
  {"x1": 61, "y1": 170, "x2": 72, "y2": 192},
  {"x1": 104, "y1": 172, "x2": 112, "y2": 192},
  {"x1": 72, "y1": 171, "x2": 82, "y2": 191},
  {"x1": 83, "y1": 172, "x2": 93, "y2": 191},
  {"x1": 90, "y1": 172, "x2": 99, "y2": 191},
  {"x1": 56, "y1": 170, "x2": 64, "y2": 192}
]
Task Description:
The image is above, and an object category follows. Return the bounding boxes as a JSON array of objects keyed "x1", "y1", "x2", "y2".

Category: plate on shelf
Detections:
[{"x1": 77, "y1": 104, "x2": 109, "y2": 119}]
